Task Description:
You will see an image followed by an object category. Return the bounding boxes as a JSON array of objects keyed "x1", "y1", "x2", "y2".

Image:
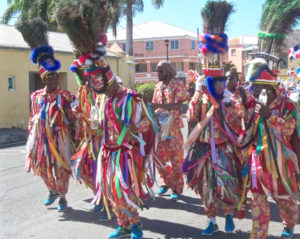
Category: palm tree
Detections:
[
  {"x1": 2, "y1": 0, "x2": 59, "y2": 31},
  {"x1": 258, "y1": 0, "x2": 300, "y2": 56},
  {"x1": 121, "y1": 0, "x2": 164, "y2": 56},
  {"x1": 223, "y1": 61, "x2": 236, "y2": 73}
]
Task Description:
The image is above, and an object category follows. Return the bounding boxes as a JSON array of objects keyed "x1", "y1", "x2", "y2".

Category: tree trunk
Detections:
[{"x1": 126, "y1": 0, "x2": 133, "y2": 56}]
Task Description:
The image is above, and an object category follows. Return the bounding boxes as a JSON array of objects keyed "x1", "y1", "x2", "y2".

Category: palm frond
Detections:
[
  {"x1": 201, "y1": 0, "x2": 234, "y2": 34},
  {"x1": 152, "y1": 0, "x2": 164, "y2": 9}
]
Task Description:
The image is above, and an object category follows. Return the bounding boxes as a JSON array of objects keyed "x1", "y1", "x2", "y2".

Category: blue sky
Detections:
[{"x1": 1, "y1": 0, "x2": 299, "y2": 39}]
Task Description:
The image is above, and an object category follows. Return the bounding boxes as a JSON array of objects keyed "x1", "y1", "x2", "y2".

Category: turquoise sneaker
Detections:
[
  {"x1": 157, "y1": 186, "x2": 169, "y2": 195},
  {"x1": 170, "y1": 191, "x2": 179, "y2": 200},
  {"x1": 44, "y1": 191, "x2": 59, "y2": 206},
  {"x1": 131, "y1": 222, "x2": 143, "y2": 239},
  {"x1": 99, "y1": 210, "x2": 114, "y2": 221},
  {"x1": 280, "y1": 227, "x2": 294, "y2": 238},
  {"x1": 93, "y1": 204, "x2": 103, "y2": 212},
  {"x1": 202, "y1": 222, "x2": 218, "y2": 236},
  {"x1": 225, "y1": 215, "x2": 235, "y2": 233},
  {"x1": 108, "y1": 225, "x2": 131, "y2": 239},
  {"x1": 57, "y1": 197, "x2": 68, "y2": 212}
]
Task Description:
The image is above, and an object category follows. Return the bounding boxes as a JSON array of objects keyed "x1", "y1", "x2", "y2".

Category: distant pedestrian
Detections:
[{"x1": 152, "y1": 61, "x2": 190, "y2": 200}]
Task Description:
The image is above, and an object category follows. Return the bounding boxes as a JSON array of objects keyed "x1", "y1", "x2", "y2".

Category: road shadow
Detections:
[
  {"x1": 47, "y1": 206, "x2": 117, "y2": 228},
  {"x1": 144, "y1": 195, "x2": 202, "y2": 215},
  {"x1": 141, "y1": 217, "x2": 270, "y2": 239}
]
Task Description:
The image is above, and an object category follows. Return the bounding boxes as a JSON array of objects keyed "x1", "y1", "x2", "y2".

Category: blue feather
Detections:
[
  {"x1": 70, "y1": 65, "x2": 77, "y2": 72},
  {"x1": 41, "y1": 59, "x2": 61, "y2": 71},
  {"x1": 30, "y1": 45, "x2": 54, "y2": 64},
  {"x1": 206, "y1": 76, "x2": 226, "y2": 99}
]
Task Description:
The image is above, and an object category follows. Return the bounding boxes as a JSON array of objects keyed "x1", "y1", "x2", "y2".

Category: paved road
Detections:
[{"x1": 0, "y1": 122, "x2": 299, "y2": 239}]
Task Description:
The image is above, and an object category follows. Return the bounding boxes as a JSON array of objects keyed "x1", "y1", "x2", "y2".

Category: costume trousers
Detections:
[
  {"x1": 111, "y1": 190, "x2": 140, "y2": 228},
  {"x1": 156, "y1": 128, "x2": 184, "y2": 194},
  {"x1": 205, "y1": 200, "x2": 236, "y2": 218},
  {"x1": 250, "y1": 192, "x2": 298, "y2": 239},
  {"x1": 80, "y1": 157, "x2": 97, "y2": 194},
  {"x1": 40, "y1": 162, "x2": 70, "y2": 195}
]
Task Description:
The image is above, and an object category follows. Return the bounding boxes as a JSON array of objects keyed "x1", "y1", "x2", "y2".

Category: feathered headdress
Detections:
[
  {"x1": 246, "y1": 58, "x2": 277, "y2": 86},
  {"x1": 199, "y1": 0, "x2": 234, "y2": 99},
  {"x1": 199, "y1": 0, "x2": 234, "y2": 77},
  {"x1": 16, "y1": 17, "x2": 61, "y2": 78},
  {"x1": 55, "y1": 0, "x2": 120, "y2": 85}
]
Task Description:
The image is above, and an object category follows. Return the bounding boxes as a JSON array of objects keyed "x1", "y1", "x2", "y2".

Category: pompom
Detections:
[
  {"x1": 70, "y1": 64, "x2": 77, "y2": 72},
  {"x1": 199, "y1": 33, "x2": 228, "y2": 54},
  {"x1": 41, "y1": 59, "x2": 61, "y2": 71},
  {"x1": 30, "y1": 45, "x2": 54, "y2": 64}
]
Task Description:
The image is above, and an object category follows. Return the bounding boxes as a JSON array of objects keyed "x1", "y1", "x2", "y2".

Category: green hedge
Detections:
[{"x1": 135, "y1": 82, "x2": 156, "y2": 102}]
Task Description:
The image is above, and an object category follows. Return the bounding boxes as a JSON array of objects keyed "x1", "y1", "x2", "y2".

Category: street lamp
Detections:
[{"x1": 164, "y1": 39, "x2": 169, "y2": 62}]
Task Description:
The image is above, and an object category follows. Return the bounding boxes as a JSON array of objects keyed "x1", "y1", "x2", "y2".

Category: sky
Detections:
[{"x1": 1, "y1": 0, "x2": 300, "y2": 39}]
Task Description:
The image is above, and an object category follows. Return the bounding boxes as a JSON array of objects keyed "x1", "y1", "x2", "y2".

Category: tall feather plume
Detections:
[
  {"x1": 201, "y1": 0, "x2": 234, "y2": 34},
  {"x1": 55, "y1": 0, "x2": 120, "y2": 57},
  {"x1": 16, "y1": 17, "x2": 49, "y2": 49},
  {"x1": 259, "y1": 0, "x2": 300, "y2": 56}
]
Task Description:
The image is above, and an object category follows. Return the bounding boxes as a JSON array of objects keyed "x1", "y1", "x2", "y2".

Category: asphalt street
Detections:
[{"x1": 0, "y1": 120, "x2": 299, "y2": 239}]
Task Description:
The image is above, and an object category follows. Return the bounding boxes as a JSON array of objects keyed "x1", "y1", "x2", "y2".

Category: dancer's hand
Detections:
[{"x1": 255, "y1": 103, "x2": 271, "y2": 119}]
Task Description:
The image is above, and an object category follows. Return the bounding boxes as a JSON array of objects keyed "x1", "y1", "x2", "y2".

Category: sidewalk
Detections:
[{"x1": 0, "y1": 128, "x2": 28, "y2": 147}]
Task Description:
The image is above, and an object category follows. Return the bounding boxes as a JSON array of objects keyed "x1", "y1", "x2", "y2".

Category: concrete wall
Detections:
[
  {"x1": 0, "y1": 48, "x2": 131, "y2": 129},
  {"x1": 227, "y1": 44, "x2": 244, "y2": 75}
]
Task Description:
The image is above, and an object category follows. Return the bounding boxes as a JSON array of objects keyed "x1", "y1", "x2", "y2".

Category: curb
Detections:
[{"x1": 0, "y1": 132, "x2": 28, "y2": 147}]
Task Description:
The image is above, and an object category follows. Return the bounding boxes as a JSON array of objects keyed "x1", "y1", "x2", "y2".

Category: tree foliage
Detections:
[{"x1": 2, "y1": 0, "x2": 59, "y2": 31}]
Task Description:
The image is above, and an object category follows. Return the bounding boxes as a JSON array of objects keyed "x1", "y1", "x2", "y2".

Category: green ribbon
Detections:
[
  {"x1": 256, "y1": 116, "x2": 264, "y2": 155},
  {"x1": 215, "y1": 170, "x2": 236, "y2": 181},
  {"x1": 115, "y1": 149, "x2": 122, "y2": 198},
  {"x1": 292, "y1": 109, "x2": 300, "y2": 138},
  {"x1": 258, "y1": 31, "x2": 285, "y2": 39}
]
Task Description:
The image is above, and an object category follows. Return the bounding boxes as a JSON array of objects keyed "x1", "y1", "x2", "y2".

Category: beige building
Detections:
[{"x1": 0, "y1": 24, "x2": 134, "y2": 129}]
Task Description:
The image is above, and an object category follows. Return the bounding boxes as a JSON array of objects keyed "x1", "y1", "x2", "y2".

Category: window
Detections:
[
  {"x1": 151, "y1": 63, "x2": 158, "y2": 72},
  {"x1": 146, "y1": 41, "x2": 154, "y2": 51},
  {"x1": 231, "y1": 49, "x2": 236, "y2": 56},
  {"x1": 171, "y1": 40, "x2": 179, "y2": 50},
  {"x1": 8, "y1": 76, "x2": 15, "y2": 91},
  {"x1": 135, "y1": 64, "x2": 147, "y2": 73},
  {"x1": 189, "y1": 62, "x2": 196, "y2": 70},
  {"x1": 191, "y1": 40, "x2": 196, "y2": 50},
  {"x1": 122, "y1": 43, "x2": 126, "y2": 52},
  {"x1": 171, "y1": 62, "x2": 183, "y2": 71}
]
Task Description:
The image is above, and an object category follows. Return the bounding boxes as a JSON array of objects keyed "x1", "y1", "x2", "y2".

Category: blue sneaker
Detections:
[
  {"x1": 170, "y1": 191, "x2": 179, "y2": 200},
  {"x1": 57, "y1": 197, "x2": 68, "y2": 212},
  {"x1": 157, "y1": 186, "x2": 169, "y2": 195},
  {"x1": 280, "y1": 227, "x2": 294, "y2": 238},
  {"x1": 202, "y1": 222, "x2": 218, "y2": 236},
  {"x1": 93, "y1": 204, "x2": 103, "y2": 212},
  {"x1": 99, "y1": 210, "x2": 113, "y2": 221},
  {"x1": 131, "y1": 222, "x2": 143, "y2": 239},
  {"x1": 44, "y1": 191, "x2": 59, "y2": 206},
  {"x1": 225, "y1": 215, "x2": 235, "y2": 233},
  {"x1": 108, "y1": 225, "x2": 131, "y2": 239}
]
